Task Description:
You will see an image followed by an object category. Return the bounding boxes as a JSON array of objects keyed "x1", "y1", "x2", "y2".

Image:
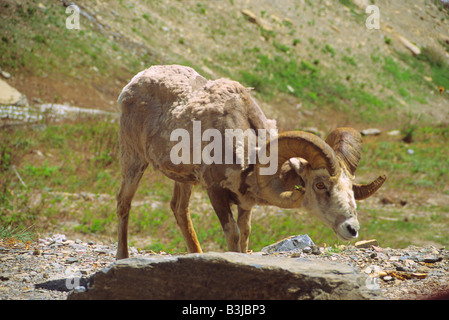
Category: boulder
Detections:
[
  {"x1": 0, "y1": 79, "x2": 28, "y2": 106},
  {"x1": 68, "y1": 252, "x2": 383, "y2": 300}
]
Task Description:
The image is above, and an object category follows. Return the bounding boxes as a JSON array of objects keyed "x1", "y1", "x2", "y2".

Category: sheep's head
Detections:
[{"x1": 255, "y1": 128, "x2": 386, "y2": 241}]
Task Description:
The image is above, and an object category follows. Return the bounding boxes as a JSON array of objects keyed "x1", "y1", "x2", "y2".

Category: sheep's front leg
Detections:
[
  {"x1": 207, "y1": 187, "x2": 241, "y2": 252},
  {"x1": 237, "y1": 207, "x2": 252, "y2": 253},
  {"x1": 170, "y1": 182, "x2": 202, "y2": 253}
]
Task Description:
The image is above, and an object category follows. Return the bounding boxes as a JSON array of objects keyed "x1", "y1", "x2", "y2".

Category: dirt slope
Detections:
[{"x1": 2, "y1": 0, "x2": 448, "y2": 127}]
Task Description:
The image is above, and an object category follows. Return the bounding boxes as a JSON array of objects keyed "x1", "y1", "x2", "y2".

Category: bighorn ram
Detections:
[{"x1": 116, "y1": 65, "x2": 386, "y2": 259}]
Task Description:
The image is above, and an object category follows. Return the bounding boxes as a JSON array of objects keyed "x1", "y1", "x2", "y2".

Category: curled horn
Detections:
[
  {"x1": 255, "y1": 131, "x2": 340, "y2": 208},
  {"x1": 353, "y1": 175, "x2": 387, "y2": 200},
  {"x1": 325, "y1": 127, "x2": 387, "y2": 200},
  {"x1": 325, "y1": 127, "x2": 362, "y2": 175}
]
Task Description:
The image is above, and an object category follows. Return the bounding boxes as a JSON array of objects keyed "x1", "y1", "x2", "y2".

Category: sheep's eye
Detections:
[{"x1": 316, "y1": 182, "x2": 326, "y2": 190}]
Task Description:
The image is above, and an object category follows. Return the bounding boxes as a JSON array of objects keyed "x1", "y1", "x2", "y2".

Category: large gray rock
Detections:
[{"x1": 68, "y1": 252, "x2": 382, "y2": 300}]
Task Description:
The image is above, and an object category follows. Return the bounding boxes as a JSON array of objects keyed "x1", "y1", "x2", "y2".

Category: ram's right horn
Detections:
[{"x1": 325, "y1": 127, "x2": 387, "y2": 200}]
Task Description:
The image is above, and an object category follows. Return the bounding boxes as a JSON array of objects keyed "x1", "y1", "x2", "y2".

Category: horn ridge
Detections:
[
  {"x1": 325, "y1": 127, "x2": 362, "y2": 175},
  {"x1": 277, "y1": 131, "x2": 340, "y2": 175}
]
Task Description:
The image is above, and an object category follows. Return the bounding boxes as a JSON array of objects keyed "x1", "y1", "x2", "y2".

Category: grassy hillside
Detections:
[{"x1": 1, "y1": 0, "x2": 449, "y2": 251}]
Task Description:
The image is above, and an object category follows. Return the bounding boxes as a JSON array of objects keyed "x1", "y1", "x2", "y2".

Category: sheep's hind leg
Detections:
[
  {"x1": 171, "y1": 182, "x2": 202, "y2": 253},
  {"x1": 116, "y1": 156, "x2": 148, "y2": 260}
]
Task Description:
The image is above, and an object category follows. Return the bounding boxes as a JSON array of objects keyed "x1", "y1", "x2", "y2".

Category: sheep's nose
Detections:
[{"x1": 346, "y1": 225, "x2": 358, "y2": 237}]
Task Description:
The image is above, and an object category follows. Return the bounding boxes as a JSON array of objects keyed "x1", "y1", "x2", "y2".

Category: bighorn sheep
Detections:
[{"x1": 116, "y1": 65, "x2": 386, "y2": 259}]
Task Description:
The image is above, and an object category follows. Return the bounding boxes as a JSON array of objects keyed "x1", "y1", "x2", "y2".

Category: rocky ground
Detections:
[{"x1": 1, "y1": 234, "x2": 448, "y2": 300}]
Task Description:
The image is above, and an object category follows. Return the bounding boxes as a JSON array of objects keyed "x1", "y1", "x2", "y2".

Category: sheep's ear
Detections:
[{"x1": 288, "y1": 157, "x2": 308, "y2": 176}]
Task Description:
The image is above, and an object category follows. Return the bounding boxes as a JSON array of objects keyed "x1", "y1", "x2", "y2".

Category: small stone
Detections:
[
  {"x1": 423, "y1": 255, "x2": 441, "y2": 263},
  {"x1": 290, "y1": 252, "x2": 301, "y2": 258},
  {"x1": 361, "y1": 128, "x2": 381, "y2": 136},
  {"x1": 302, "y1": 246, "x2": 312, "y2": 254},
  {"x1": 94, "y1": 249, "x2": 107, "y2": 254},
  {"x1": 38, "y1": 3, "x2": 47, "y2": 11},
  {"x1": 387, "y1": 130, "x2": 401, "y2": 136},
  {"x1": 417, "y1": 265, "x2": 431, "y2": 273},
  {"x1": 311, "y1": 246, "x2": 321, "y2": 255},
  {"x1": 394, "y1": 263, "x2": 407, "y2": 271},
  {"x1": 389, "y1": 256, "x2": 400, "y2": 261},
  {"x1": 65, "y1": 257, "x2": 78, "y2": 264},
  {"x1": 73, "y1": 286, "x2": 87, "y2": 293},
  {"x1": 1, "y1": 70, "x2": 11, "y2": 79},
  {"x1": 355, "y1": 239, "x2": 378, "y2": 249},
  {"x1": 53, "y1": 234, "x2": 67, "y2": 243},
  {"x1": 383, "y1": 275, "x2": 394, "y2": 282},
  {"x1": 372, "y1": 246, "x2": 383, "y2": 253},
  {"x1": 399, "y1": 255, "x2": 413, "y2": 262}
]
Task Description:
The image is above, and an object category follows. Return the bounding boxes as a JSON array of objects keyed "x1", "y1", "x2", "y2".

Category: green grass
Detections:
[
  {"x1": 233, "y1": 40, "x2": 449, "y2": 126},
  {"x1": 0, "y1": 1, "x2": 155, "y2": 83},
  {"x1": 359, "y1": 205, "x2": 449, "y2": 248},
  {"x1": 237, "y1": 51, "x2": 391, "y2": 123},
  {"x1": 359, "y1": 125, "x2": 449, "y2": 193},
  {"x1": 0, "y1": 225, "x2": 34, "y2": 242}
]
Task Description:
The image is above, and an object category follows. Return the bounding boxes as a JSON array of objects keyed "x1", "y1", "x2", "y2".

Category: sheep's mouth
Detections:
[
  {"x1": 336, "y1": 232, "x2": 358, "y2": 241},
  {"x1": 334, "y1": 224, "x2": 359, "y2": 240}
]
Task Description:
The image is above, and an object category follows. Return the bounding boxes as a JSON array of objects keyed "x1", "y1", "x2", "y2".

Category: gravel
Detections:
[{"x1": 1, "y1": 234, "x2": 448, "y2": 300}]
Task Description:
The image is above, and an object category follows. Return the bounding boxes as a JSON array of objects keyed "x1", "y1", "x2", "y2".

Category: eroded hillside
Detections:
[{"x1": 1, "y1": 0, "x2": 448, "y2": 128}]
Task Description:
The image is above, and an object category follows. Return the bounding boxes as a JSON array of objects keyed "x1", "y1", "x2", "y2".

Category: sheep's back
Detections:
[{"x1": 117, "y1": 65, "x2": 207, "y2": 114}]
